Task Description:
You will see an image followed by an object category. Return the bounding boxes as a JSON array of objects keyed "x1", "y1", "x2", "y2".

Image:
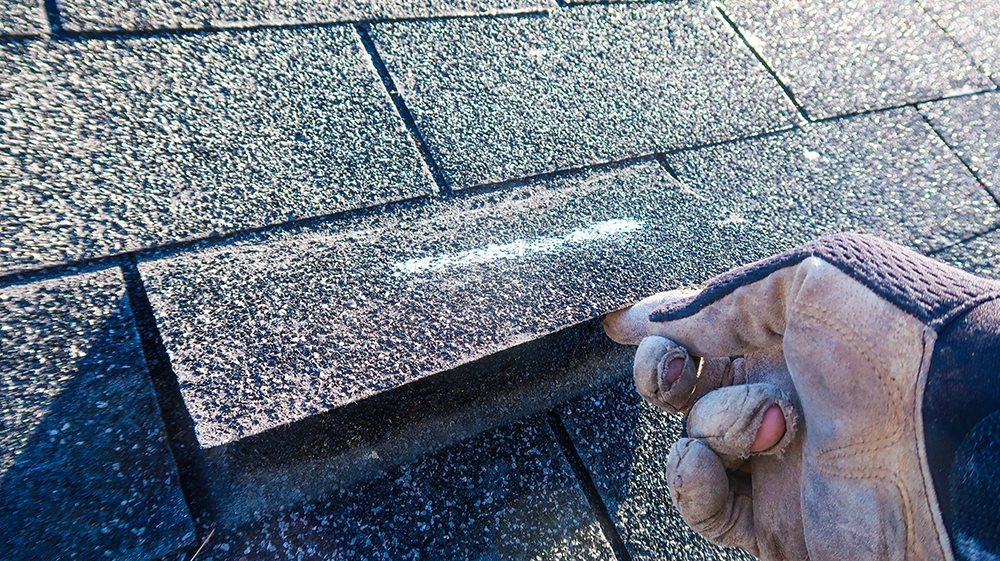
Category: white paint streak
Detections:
[
  {"x1": 944, "y1": 85, "x2": 985, "y2": 98},
  {"x1": 393, "y1": 219, "x2": 644, "y2": 276}
]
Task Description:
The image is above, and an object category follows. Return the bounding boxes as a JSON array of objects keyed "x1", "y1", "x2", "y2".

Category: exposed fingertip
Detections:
[
  {"x1": 662, "y1": 356, "x2": 685, "y2": 386},
  {"x1": 750, "y1": 404, "x2": 786, "y2": 453}
]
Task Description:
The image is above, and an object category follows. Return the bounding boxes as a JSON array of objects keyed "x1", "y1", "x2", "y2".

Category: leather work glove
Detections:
[{"x1": 603, "y1": 233, "x2": 1000, "y2": 561}]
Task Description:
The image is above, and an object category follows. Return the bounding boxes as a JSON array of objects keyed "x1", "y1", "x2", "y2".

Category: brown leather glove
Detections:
[{"x1": 603, "y1": 233, "x2": 1000, "y2": 561}]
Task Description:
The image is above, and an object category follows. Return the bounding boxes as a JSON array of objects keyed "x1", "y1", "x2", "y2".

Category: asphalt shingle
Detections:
[
  {"x1": 56, "y1": 0, "x2": 552, "y2": 33},
  {"x1": 0, "y1": 268, "x2": 194, "y2": 560},
  {"x1": 664, "y1": 108, "x2": 999, "y2": 253},
  {"x1": 138, "y1": 160, "x2": 786, "y2": 447},
  {"x1": 720, "y1": 0, "x2": 992, "y2": 119},
  {"x1": 197, "y1": 418, "x2": 613, "y2": 561},
  {"x1": 919, "y1": 0, "x2": 1000, "y2": 84},
  {"x1": 0, "y1": 0, "x2": 46, "y2": 36},
  {"x1": 370, "y1": 2, "x2": 799, "y2": 189},
  {"x1": 0, "y1": 26, "x2": 434, "y2": 275},
  {"x1": 560, "y1": 377, "x2": 754, "y2": 561},
  {"x1": 920, "y1": 92, "x2": 1000, "y2": 197},
  {"x1": 935, "y1": 230, "x2": 1000, "y2": 278}
]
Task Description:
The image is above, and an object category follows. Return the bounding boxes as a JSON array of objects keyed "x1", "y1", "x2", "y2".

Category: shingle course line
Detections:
[
  {"x1": 802, "y1": 88, "x2": 999, "y2": 125},
  {"x1": 0, "y1": 194, "x2": 442, "y2": 289},
  {"x1": 5, "y1": 0, "x2": 749, "y2": 41}
]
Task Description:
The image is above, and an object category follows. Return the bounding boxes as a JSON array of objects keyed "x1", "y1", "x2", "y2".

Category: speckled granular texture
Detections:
[
  {"x1": 0, "y1": 26, "x2": 434, "y2": 274},
  {"x1": 196, "y1": 419, "x2": 613, "y2": 560},
  {"x1": 936, "y1": 230, "x2": 1000, "y2": 279},
  {"x1": 919, "y1": 0, "x2": 1000, "y2": 84},
  {"x1": 0, "y1": 269, "x2": 194, "y2": 560},
  {"x1": 139, "y1": 160, "x2": 792, "y2": 447},
  {"x1": 559, "y1": 377, "x2": 754, "y2": 561},
  {"x1": 0, "y1": 0, "x2": 46, "y2": 35},
  {"x1": 370, "y1": 2, "x2": 798, "y2": 188},
  {"x1": 920, "y1": 92, "x2": 1000, "y2": 197},
  {"x1": 56, "y1": 0, "x2": 552, "y2": 33},
  {"x1": 720, "y1": 0, "x2": 992, "y2": 119},
  {"x1": 665, "y1": 108, "x2": 999, "y2": 254}
]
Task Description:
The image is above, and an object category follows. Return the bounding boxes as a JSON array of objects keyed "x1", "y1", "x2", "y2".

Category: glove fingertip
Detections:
[{"x1": 667, "y1": 438, "x2": 729, "y2": 517}]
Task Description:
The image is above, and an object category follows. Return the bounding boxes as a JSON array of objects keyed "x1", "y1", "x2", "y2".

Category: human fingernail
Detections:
[
  {"x1": 660, "y1": 356, "x2": 685, "y2": 388},
  {"x1": 750, "y1": 404, "x2": 786, "y2": 452}
]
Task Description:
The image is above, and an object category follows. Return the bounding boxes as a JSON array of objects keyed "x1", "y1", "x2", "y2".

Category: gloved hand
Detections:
[{"x1": 603, "y1": 233, "x2": 1000, "y2": 561}]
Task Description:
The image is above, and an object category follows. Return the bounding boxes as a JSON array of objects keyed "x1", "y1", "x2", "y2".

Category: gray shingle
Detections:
[
  {"x1": 56, "y1": 0, "x2": 552, "y2": 33},
  {"x1": 720, "y1": 0, "x2": 992, "y2": 119},
  {"x1": 138, "y1": 160, "x2": 787, "y2": 447},
  {"x1": 935, "y1": 230, "x2": 1000, "y2": 279},
  {"x1": 0, "y1": 26, "x2": 434, "y2": 275},
  {"x1": 920, "y1": 92, "x2": 1000, "y2": 197},
  {"x1": 0, "y1": 0, "x2": 46, "y2": 36},
  {"x1": 664, "y1": 108, "x2": 999, "y2": 253},
  {"x1": 918, "y1": 0, "x2": 1000, "y2": 84},
  {"x1": 371, "y1": 2, "x2": 799, "y2": 189},
  {"x1": 197, "y1": 419, "x2": 614, "y2": 560},
  {"x1": 560, "y1": 378, "x2": 755, "y2": 561},
  {"x1": 0, "y1": 268, "x2": 194, "y2": 560}
]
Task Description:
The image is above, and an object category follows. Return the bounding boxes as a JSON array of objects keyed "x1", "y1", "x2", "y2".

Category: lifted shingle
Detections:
[{"x1": 138, "y1": 160, "x2": 779, "y2": 448}]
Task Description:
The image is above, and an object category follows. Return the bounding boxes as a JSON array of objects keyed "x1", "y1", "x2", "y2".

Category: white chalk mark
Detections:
[{"x1": 393, "y1": 219, "x2": 644, "y2": 276}]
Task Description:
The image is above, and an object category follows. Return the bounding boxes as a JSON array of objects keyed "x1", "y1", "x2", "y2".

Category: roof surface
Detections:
[{"x1": 2, "y1": 0, "x2": 999, "y2": 558}]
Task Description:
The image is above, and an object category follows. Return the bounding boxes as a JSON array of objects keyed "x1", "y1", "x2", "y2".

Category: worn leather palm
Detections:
[{"x1": 603, "y1": 233, "x2": 1000, "y2": 561}]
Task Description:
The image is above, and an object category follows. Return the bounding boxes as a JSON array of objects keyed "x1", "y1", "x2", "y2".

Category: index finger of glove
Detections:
[
  {"x1": 646, "y1": 253, "x2": 813, "y2": 358},
  {"x1": 603, "y1": 289, "x2": 698, "y2": 346}
]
